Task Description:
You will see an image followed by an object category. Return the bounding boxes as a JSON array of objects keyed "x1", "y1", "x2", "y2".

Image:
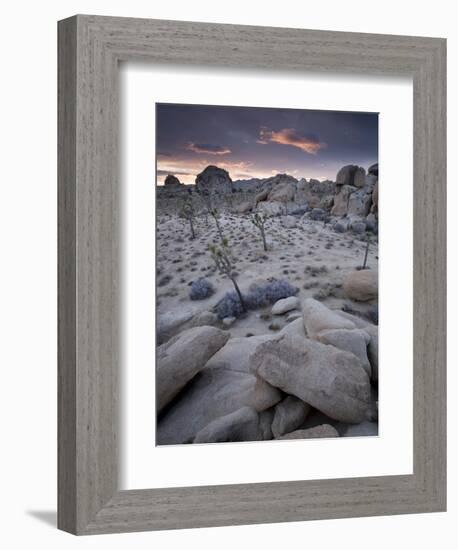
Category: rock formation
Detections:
[{"x1": 195, "y1": 165, "x2": 233, "y2": 195}]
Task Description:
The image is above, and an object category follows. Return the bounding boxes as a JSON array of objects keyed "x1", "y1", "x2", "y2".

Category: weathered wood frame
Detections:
[{"x1": 58, "y1": 14, "x2": 446, "y2": 535}]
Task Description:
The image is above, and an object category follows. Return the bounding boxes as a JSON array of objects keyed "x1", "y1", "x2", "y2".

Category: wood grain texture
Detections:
[{"x1": 57, "y1": 14, "x2": 446, "y2": 535}]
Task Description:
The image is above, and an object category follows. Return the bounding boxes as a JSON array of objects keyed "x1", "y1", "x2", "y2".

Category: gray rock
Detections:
[
  {"x1": 352, "y1": 221, "x2": 367, "y2": 234},
  {"x1": 368, "y1": 163, "x2": 378, "y2": 176},
  {"x1": 236, "y1": 201, "x2": 253, "y2": 214},
  {"x1": 365, "y1": 324, "x2": 379, "y2": 383},
  {"x1": 157, "y1": 307, "x2": 196, "y2": 345},
  {"x1": 347, "y1": 188, "x2": 372, "y2": 217},
  {"x1": 250, "y1": 333, "x2": 372, "y2": 423},
  {"x1": 259, "y1": 408, "x2": 275, "y2": 440},
  {"x1": 278, "y1": 424, "x2": 339, "y2": 439},
  {"x1": 336, "y1": 165, "x2": 358, "y2": 186},
  {"x1": 268, "y1": 181, "x2": 296, "y2": 203},
  {"x1": 205, "y1": 334, "x2": 272, "y2": 374},
  {"x1": 157, "y1": 365, "x2": 282, "y2": 445},
  {"x1": 353, "y1": 167, "x2": 366, "y2": 188},
  {"x1": 156, "y1": 326, "x2": 230, "y2": 412},
  {"x1": 282, "y1": 215, "x2": 297, "y2": 229},
  {"x1": 193, "y1": 406, "x2": 261, "y2": 443},
  {"x1": 257, "y1": 201, "x2": 284, "y2": 216},
  {"x1": 255, "y1": 188, "x2": 269, "y2": 205},
  {"x1": 278, "y1": 317, "x2": 306, "y2": 338},
  {"x1": 222, "y1": 316, "x2": 236, "y2": 327},
  {"x1": 316, "y1": 328, "x2": 372, "y2": 377},
  {"x1": 164, "y1": 174, "x2": 183, "y2": 188},
  {"x1": 196, "y1": 165, "x2": 232, "y2": 195},
  {"x1": 331, "y1": 184, "x2": 356, "y2": 216},
  {"x1": 189, "y1": 310, "x2": 219, "y2": 328},
  {"x1": 334, "y1": 220, "x2": 349, "y2": 233},
  {"x1": 343, "y1": 269, "x2": 378, "y2": 302},
  {"x1": 333, "y1": 310, "x2": 379, "y2": 383},
  {"x1": 272, "y1": 296, "x2": 300, "y2": 315},
  {"x1": 309, "y1": 208, "x2": 326, "y2": 221},
  {"x1": 271, "y1": 396, "x2": 311, "y2": 438},
  {"x1": 285, "y1": 311, "x2": 302, "y2": 323},
  {"x1": 371, "y1": 181, "x2": 378, "y2": 213},
  {"x1": 365, "y1": 213, "x2": 377, "y2": 232},
  {"x1": 302, "y1": 298, "x2": 356, "y2": 339}
]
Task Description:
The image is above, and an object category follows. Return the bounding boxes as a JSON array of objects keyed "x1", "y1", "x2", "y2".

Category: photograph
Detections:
[{"x1": 155, "y1": 103, "x2": 379, "y2": 445}]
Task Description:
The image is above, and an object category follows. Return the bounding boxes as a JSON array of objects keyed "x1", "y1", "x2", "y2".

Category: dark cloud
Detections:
[
  {"x1": 156, "y1": 103, "x2": 378, "y2": 184},
  {"x1": 156, "y1": 169, "x2": 191, "y2": 177},
  {"x1": 186, "y1": 142, "x2": 231, "y2": 155}
]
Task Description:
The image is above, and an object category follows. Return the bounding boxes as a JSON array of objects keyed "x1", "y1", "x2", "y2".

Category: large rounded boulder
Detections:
[{"x1": 195, "y1": 165, "x2": 232, "y2": 195}]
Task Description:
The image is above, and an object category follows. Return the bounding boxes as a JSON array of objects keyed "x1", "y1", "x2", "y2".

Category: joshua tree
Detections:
[
  {"x1": 251, "y1": 212, "x2": 268, "y2": 251},
  {"x1": 362, "y1": 234, "x2": 370, "y2": 269},
  {"x1": 179, "y1": 196, "x2": 196, "y2": 240},
  {"x1": 209, "y1": 240, "x2": 246, "y2": 312},
  {"x1": 209, "y1": 207, "x2": 225, "y2": 244}
]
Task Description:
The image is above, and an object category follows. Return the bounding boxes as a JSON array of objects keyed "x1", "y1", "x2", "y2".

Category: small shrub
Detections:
[
  {"x1": 214, "y1": 278, "x2": 298, "y2": 319},
  {"x1": 215, "y1": 291, "x2": 245, "y2": 319},
  {"x1": 189, "y1": 278, "x2": 215, "y2": 300},
  {"x1": 245, "y1": 279, "x2": 298, "y2": 310}
]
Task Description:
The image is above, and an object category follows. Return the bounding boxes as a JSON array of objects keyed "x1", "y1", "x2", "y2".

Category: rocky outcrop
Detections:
[
  {"x1": 297, "y1": 178, "x2": 336, "y2": 209},
  {"x1": 195, "y1": 165, "x2": 232, "y2": 195},
  {"x1": 164, "y1": 174, "x2": 183, "y2": 188},
  {"x1": 250, "y1": 333, "x2": 372, "y2": 423},
  {"x1": 156, "y1": 326, "x2": 230, "y2": 412},
  {"x1": 336, "y1": 165, "x2": 359, "y2": 186},
  {"x1": 347, "y1": 187, "x2": 373, "y2": 217},
  {"x1": 331, "y1": 184, "x2": 355, "y2": 216},
  {"x1": 331, "y1": 164, "x2": 377, "y2": 218},
  {"x1": 353, "y1": 167, "x2": 366, "y2": 188}
]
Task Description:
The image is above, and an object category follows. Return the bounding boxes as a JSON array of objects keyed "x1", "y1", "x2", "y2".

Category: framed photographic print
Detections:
[{"x1": 58, "y1": 15, "x2": 446, "y2": 535}]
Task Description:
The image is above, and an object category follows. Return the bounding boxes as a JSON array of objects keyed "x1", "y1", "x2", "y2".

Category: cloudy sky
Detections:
[{"x1": 156, "y1": 103, "x2": 378, "y2": 185}]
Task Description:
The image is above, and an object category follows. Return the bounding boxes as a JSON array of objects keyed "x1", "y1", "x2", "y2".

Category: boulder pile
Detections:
[{"x1": 157, "y1": 298, "x2": 378, "y2": 445}]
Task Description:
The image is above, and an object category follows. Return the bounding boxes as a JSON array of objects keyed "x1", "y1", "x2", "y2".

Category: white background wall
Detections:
[{"x1": 0, "y1": 1, "x2": 454, "y2": 548}]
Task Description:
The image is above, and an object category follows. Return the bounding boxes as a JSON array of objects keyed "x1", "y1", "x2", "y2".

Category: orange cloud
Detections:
[{"x1": 257, "y1": 127, "x2": 326, "y2": 155}]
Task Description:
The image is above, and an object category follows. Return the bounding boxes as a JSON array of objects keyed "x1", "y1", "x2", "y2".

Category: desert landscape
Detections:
[{"x1": 156, "y1": 161, "x2": 379, "y2": 445}]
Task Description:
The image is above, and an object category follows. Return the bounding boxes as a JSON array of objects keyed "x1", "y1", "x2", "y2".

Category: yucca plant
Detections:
[
  {"x1": 179, "y1": 197, "x2": 196, "y2": 240},
  {"x1": 251, "y1": 212, "x2": 268, "y2": 251},
  {"x1": 209, "y1": 239, "x2": 246, "y2": 312}
]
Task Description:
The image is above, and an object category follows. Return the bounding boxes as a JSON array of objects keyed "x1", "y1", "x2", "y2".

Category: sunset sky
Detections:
[{"x1": 156, "y1": 103, "x2": 378, "y2": 185}]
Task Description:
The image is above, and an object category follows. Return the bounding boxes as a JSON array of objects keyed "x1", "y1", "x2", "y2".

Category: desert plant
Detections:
[
  {"x1": 189, "y1": 278, "x2": 215, "y2": 300},
  {"x1": 245, "y1": 279, "x2": 298, "y2": 309},
  {"x1": 215, "y1": 291, "x2": 245, "y2": 319},
  {"x1": 209, "y1": 207, "x2": 225, "y2": 244},
  {"x1": 362, "y1": 235, "x2": 370, "y2": 269},
  {"x1": 179, "y1": 197, "x2": 196, "y2": 239},
  {"x1": 214, "y1": 278, "x2": 298, "y2": 320},
  {"x1": 209, "y1": 240, "x2": 246, "y2": 313},
  {"x1": 251, "y1": 212, "x2": 268, "y2": 251}
]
